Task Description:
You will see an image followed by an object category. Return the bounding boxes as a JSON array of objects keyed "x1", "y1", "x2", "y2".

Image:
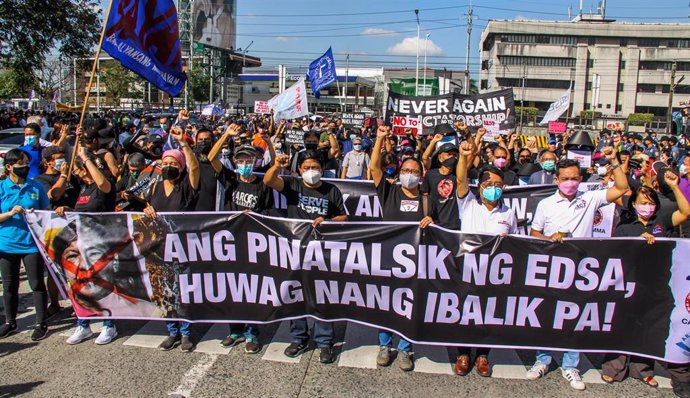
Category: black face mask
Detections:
[
  {"x1": 195, "y1": 141, "x2": 212, "y2": 155},
  {"x1": 441, "y1": 157, "x2": 458, "y2": 169},
  {"x1": 11, "y1": 165, "x2": 29, "y2": 179},
  {"x1": 161, "y1": 166, "x2": 180, "y2": 181},
  {"x1": 304, "y1": 143, "x2": 318, "y2": 151}
]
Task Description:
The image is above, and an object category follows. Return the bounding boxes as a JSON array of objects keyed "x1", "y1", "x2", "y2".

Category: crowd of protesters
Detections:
[{"x1": 2, "y1": 106, "x2": 690, "y2": 396}]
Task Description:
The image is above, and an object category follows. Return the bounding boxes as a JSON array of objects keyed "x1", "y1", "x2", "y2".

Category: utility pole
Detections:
[
  {"x1": 345, "y1": 54, "x2": 350, "y2": 112},
  {"x1": 519, "y1": 60, "x2": 526, "y2": 132},
  {"x1": 465, "y1": 2, "x2": 473, "y2": 94},
  {"x1": 423, "y1": 34, "x2": 430, "y2": 95},
  {"x1": 667, "y1": 61, "x2": 680, "y2": 134},
  {"x1": 415, "y1": 9, "x2": 420, "y2": 96}
]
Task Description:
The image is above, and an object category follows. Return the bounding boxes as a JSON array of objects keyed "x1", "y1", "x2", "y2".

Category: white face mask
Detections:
[
  {"x1": 596, "y1": 166, "x2": 608, "y2": 176},
  {"x1": 399, "y1": 173, "x2": 420, "y2": 189},
  {"x1": 302, "y1": 169, "x2": 322, "y2": 185},
  {"x1": 54, "y1": 158, "x2": 65, "y2": 171}
]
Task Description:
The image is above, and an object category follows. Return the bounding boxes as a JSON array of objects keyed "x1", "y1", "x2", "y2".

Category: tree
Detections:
[
  {"x1": 0, "y1": 70, "x2": 21, "y2": 99},
  {"x1": 103, "y1": 63, "x2": 135, "y2": 107},
  {"x1": 187, "y1": 69, "x2": 210, "y2": 104},
  {"x1": 468, "y1": 78, "x2": 479, "y2": 95},
  {"x1": 0, "y1": 0, "x2": 100, "y2": 92},
  {"x1": 627, "y1": 113, "x2": 654, "y2": 126}
]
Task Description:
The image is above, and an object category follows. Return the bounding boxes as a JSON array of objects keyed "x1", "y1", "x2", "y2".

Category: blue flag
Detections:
[
  {"x1": 101, "y1": 0, "x2": 187, "y2": 97},
  {"x1": 307, "y1": 47, "x2": 337, "y2": 98}
]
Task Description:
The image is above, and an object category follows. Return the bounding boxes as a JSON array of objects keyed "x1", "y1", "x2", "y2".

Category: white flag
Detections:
[
  {"x1": 268, "y1": 77, "x2": 309, "y2": 122},
  {"x1": 539, "y1": 87, "x2": 571, "y2": 124}
]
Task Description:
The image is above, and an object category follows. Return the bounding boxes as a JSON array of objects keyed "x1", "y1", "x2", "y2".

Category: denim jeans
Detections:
[
  {"x1": 289, "y1": 318, "x2": 333, "y2": 348},
  {"x1": 166, "y1": 321, "x2": 191, "y2": 336},
  {"x1": 378, "y1": 330, "x2": 412, "y2": 353},
  {"x1": 78, "y1": 319, "x2": 115, "y2": 328},
  {"x1": 229, "y1": 323, "x2": 259, "y2": 340},
  {"x1": 536, "y1": 350, "x2": 580, "y2": 370}
]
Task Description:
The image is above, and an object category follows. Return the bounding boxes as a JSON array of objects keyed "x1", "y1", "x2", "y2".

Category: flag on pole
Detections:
[
  {"x1": 307, "y1": 47, "x2": 337, "y2": 98},
  {"x1": 101, "y1": 0, "x2": 187, "y2": 96},
  {"x1": 268, "y1": 77, "x2": 309, "y2": 122},
  {"x1": 539, "y1": 86, "x2": 572, "y2": 124},
  {"x1": 201, "y1": 101, "x2": 225, "y2": 117}
]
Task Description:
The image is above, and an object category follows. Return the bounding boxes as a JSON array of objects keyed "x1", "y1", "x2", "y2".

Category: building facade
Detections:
[{"x1": 479, "y1": 18, "x2": 690, "y2": 119}]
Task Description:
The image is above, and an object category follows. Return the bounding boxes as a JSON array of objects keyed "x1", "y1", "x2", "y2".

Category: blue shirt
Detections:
[
  {"x1": 0, "y1": 177, "x2": 50, "y2": 254},
  {"x1": 18, "y1": 145, "x2": 43, "y2": 179}
]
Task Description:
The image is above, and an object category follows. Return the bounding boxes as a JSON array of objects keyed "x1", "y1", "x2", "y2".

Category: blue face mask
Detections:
[
  {"x1": 350, "y1": 135, "x2": 357, "y2": 141},
  {"x1": 24, "y1": 136, "x2": 37, "y2": 146},
  {"x1": 237, "y1": 164, "x2": 254, "y2": 178},
  {"x1": 353, "y1": 144, "x2": 362, "y2": 151},
  {"x1": 481, "y1": 186, "x2": 503, "y2": 203},
  {"x1": 541, "y1": 160, "x2": 555, "y2": 172},
  {"x1": 384, "y1": 167, "x2": 397, "y2": 176}
]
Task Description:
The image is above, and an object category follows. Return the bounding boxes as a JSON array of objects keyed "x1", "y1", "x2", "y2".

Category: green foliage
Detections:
[
  {"x1": 468, "y1": 78, "x2": 479, "y2": 95},
  {"x1": 103, "y1": 63, "x2": 135, "y2": 107},
  {"x1": 188, "y1": 69, "x2": 210, "y2": 103},
  {"x1": 627, "y1": 113, "x2": 655, "y2": 126},
  {"x1": 0, "y1": 70, "x2": 21, "y2": 99},
  {"x1": 579, "y1": 110, "x2": 602, "y2": 119},
  {"x1": 515, "y1": 106, "x2": 539, "y2": 117},
  {"x1": 0, "y1": 0, "x2": 100, "y2": 91}
]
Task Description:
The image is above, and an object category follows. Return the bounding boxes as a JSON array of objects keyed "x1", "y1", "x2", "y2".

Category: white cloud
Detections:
[
  {"x1": 387, "y1": 36, "x2": 442, "y2": 56},
  {"x1": 275, "y1": 36, "x2": 298, "y2": 42},
  {"x1": 361, "y1": 28, "x2": 397, "y2": 37}
]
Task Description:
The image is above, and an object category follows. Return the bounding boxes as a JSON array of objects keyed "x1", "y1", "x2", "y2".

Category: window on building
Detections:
[
  {"x1": 586, "y1": 82, "x2": 592, "y2": 90},
  {"x1": 638, "y1": 38, "x2": 660, "y2": 47},
  {"x1": 668, "y1": 39, "x2": 690, "y2": 48},
  {"x1": 637, "y1": 84, "x2": 656, "y2": 93},
  {"x1": 587, "y1": 59, "x2": 594, "y2": 68},
  {"x1": 618, "y1": 83, "x2": 624, "y2": 92},
  {"x1": 606, "y1": 104, "x2": 612, "y2": 109},
  {"x1": 588, "y1": 37, "x2": 596, "y2": 46},
  {"x1": 620, "y1": 60, "x2": 626, "y2": 69},
  {"x1": 498, "y1": 56, "x2": 575, "y2": 68},
  {"x1": 615, "y1": 104, "x2": 622, "y2": 113},
  {"x1": 585, "y1": 103, "x2": 591, "y2": 109},
  {"x1": 620, "y1": 38, "x2": 628, "y2": 47},
  {"x1": 665, "y1": 85, "x2": 690, "y2": 94},
  {"x1": 500, "y1": 34, "x2": 576, "y2": 45},
  {"x1": 481, "y1": 60, "x2": 490, "y2": 70},
  {"x1": 497, "y1": 78, "x2": 571, "y2": 89},
  {"x1": 480, "y1": 79, "x2": 488, "y2": 90}
]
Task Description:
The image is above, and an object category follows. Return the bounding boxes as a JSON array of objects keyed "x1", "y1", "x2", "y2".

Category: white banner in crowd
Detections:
[
  {"x1": 268, "y1": 77, "x2": 309, "y2": 122},
  {"x1": 539, "y1": 86, "x2": 571, "y2": 124}
]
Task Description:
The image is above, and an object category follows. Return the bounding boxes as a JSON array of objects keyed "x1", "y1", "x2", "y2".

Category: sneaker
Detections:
[
  {"x1": 398, "y1": 351, "x2": 415, "y2": 371},
  {"x1": 94, "y1": 326, "x2": 118, "y2": 345},
  {"x1": 0, "y1": 323, "x2": 17, "y2": 339},
  {"x1": 30, "y1": 324, "x2": 48, "y2": 341},
  {"x1": 220, "y1": 333, "x2": 245, "y2": 347},
  {"x1": 562, "y1": 368, "x2": 586, "y2": 390},
  {"x1": 180, "y1": 335, "x2": 194, "y2": 352},
  {"x1": 319, "y1": 346, "x2": 337, "y2": 364},
  {"x1": 377, "y1": 346, "x2": 391, "y2": 367},
  {"x1": 244, "y1": 339, "x2": 261, "y2": 354},
  {"x1": 158, "y1": 335, "x2": 181, "y2": 351},
  {"x1": 526, "y1": 361, "x2": 549, "y2": 380},
  {"x1": 283, "y1": 342, "x2": 308, "y2": 358},
  {"x1": 66, "y1": 325, "x2": 93, "y2": 345}
]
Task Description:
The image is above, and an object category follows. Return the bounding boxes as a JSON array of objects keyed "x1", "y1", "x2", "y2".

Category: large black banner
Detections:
[
  {"x1": 385, "y1": 89, "x2": 517, "y2": 135},
  {"x1": 26, "y1": 210, "x2": 690, "y2": 362}
]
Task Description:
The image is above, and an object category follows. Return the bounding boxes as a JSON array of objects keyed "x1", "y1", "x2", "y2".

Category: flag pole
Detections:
[{"x1": 68, "y1": 0, "x2": 115, "y2": 175}]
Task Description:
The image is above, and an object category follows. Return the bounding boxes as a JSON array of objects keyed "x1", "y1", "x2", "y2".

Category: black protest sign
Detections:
[
  {"x1": 26, "y1": 210, "x2": 689, "y2": 362},
  {"x1": 341, "y1": 112, "x2": 365, "y2": 128}
]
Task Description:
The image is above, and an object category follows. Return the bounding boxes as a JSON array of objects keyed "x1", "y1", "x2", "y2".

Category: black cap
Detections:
[
  {"x1": 643, "y1": 135, "x2": 654, "y2": 142},
  {"x1": 437, "y1": 143, "x2": 458, "y2": 155},
  {"x1": 41, "y1": 146, "x2": 64, "y2": 160},
  {"x1": 147, "y1": 134, "x2": 164, "y2": 144},
  {"x1": 633, "y1": 134, "x2": 643, "y2": 141},
  {"x1": 234, "y1": 145, "x2": 257, "y2": 158},
  {"x1": 434, "y1": 123, "x2": 456, "y2": 136}
]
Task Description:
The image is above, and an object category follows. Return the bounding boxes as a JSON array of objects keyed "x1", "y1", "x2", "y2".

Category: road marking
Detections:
[
  {"x1": 195, "y1": 324, "x2": 233, "y2": 355},
  {"x1": 261, "y1": 321, "x2": 301, "y2": 364},
  {"x1": 489, "y1": 349, "x2": 527, "y2": 379},
  {"x1": 414, "y1": 345, "x2": 454, "y2": 375},
  {"x1": 168, "y1": 354, "x2": 218, "y2": 398},
  {"x1": 337, "y1": 323, "x2": 378, "y2": 369},
  {"x1": 123, "y1": 321, "x2": 168, "y2": 348}
]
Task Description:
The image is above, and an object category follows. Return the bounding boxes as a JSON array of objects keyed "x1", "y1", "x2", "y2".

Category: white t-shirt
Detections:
[
  {"x1": 458, "y1": 191, "x2": 518, "y2": 235},
  {"x1": 531, "y1": 189, "x2": 609, "y2": 238}
]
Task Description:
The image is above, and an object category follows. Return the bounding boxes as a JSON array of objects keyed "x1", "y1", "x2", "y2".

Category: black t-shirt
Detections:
[
  {"x1": 501, "y1": 169, "x2": 519, "y2": 186},
  {"x1": 34, "y1": 173, "x2": 80, "y2": 209},
  {"x1": 376, "y1": 178, "x2": 424, "y2": 222},
  {"x1": 194, "y1": 161, "x2": 218, "y2": 211},
  {"x1": 218, "y1": 168, "x2": 273, "y2": 212},
  {"x1": 420, "y1": 168, "x2": 459, "y2": 229},
  {"x1": 614, "y1": 209, "x2": 675, "y2": 237},
  {"x1": 74, "y1": 181, "x2": 116, "y2": 212},
  {"x1": 281, "y1": 177, "x2": 346, "y2": 220},
  {"x1": 146, "y1": 175, "x2": 198, "y2": 212}
]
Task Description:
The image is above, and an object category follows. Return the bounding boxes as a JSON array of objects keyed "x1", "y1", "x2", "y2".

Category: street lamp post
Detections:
[
  {"x1": 415, "y1": 9, "x2": 420, "y2": 96},
  {"x1": 423, "y1": 33, "x2": 430, "y2": 95}
]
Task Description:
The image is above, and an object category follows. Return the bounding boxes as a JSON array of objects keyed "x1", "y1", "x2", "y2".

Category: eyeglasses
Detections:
[{"x1": 399, "y1": 168, "x2": 421, "y2": 176}]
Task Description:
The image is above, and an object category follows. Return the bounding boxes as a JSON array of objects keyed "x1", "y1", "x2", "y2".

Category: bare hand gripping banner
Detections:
[{"x1": 24, "y1": 210, "x2": 690, "y2": 363}]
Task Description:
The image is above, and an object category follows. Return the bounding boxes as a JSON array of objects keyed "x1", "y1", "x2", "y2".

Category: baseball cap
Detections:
[
  {"x1": 42, "y1": 146, "x2": 64, "y2": 160},
  {"x1": 402, "y1": 146, "x2": 415, "y2": 154},
  {"x1": 437, "y1": 143, "x2": 458, "y2": 155},
  {"x1": 547, "y1": 138, "x2": 557, "y2": 145},
  {"x1": 234, "y1": 145, "x2": 257, "y2": 158}
]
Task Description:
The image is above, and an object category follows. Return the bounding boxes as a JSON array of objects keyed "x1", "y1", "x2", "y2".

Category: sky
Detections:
[{"x1": 99, "y1": 0, "x2": 689, "y2": 76}]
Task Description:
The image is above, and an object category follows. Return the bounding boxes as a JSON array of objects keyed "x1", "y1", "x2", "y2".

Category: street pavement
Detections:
[{"x1": 0, "y1": 276, "x2": 678, "y2": 398}]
